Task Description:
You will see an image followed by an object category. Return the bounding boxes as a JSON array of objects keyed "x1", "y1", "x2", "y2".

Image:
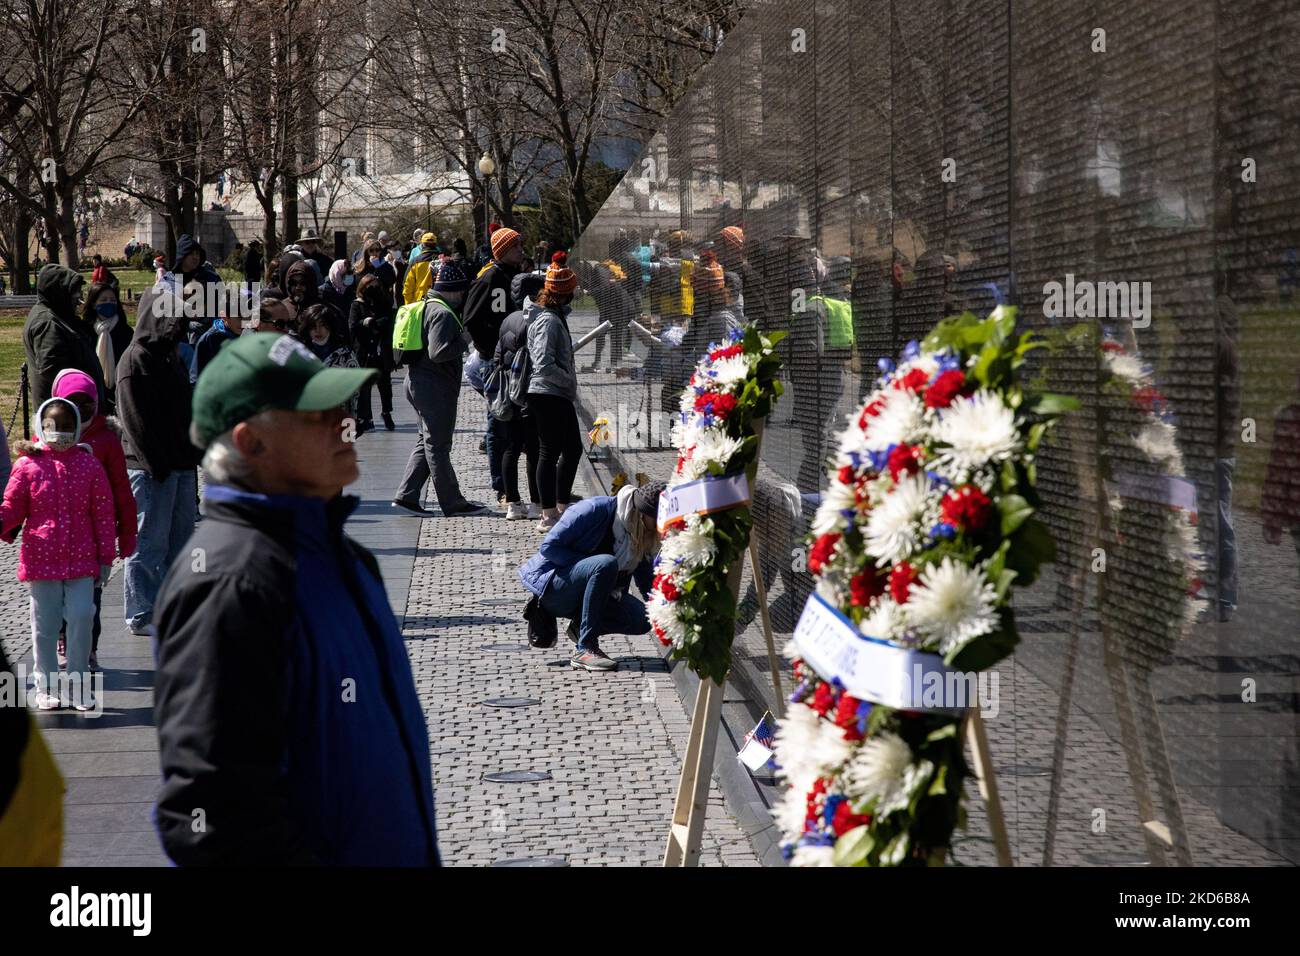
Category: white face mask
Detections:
[
  {"x1": 343, "y1": 274, "x2": 354, "y2": 286},
  {"x1": 42, "y1": 427, "x2": 76, "y2": 449}
]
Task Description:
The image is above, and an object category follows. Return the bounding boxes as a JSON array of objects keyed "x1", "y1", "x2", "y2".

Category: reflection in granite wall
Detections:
[{"x1": 568, "y1": 0, "x2": 1299, "y2": 864}]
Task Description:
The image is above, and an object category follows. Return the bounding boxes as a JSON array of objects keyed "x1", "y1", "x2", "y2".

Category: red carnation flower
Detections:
[
  {"x1": 886, "y1": 443, "x2": 923, "y2": 480},
  {"x1": 837, "y1": 464, "x2": 856, "y2": 485},
  {"x1": 810, "y1": 682, "x2": 836, "y2": 717},
  {"x1": 892, "y1": 367, "x2": 929, "y2": 393},
  {"x1": 833, "y1": 693, "x2": 866, "y2": 741},
  {"x1": 694, "y1": 391, "x2": 738, "y2": 419},
  {"x1": 849, "y1": 569, "x2": 886, "y2": 607},
  {"x1": 831, "y1": 800, "x2": 872, "y2": 836},
  {"x1": 652, "y1": 623, "x2": 671, "y2": 646},
  {"x1": 889, "y1": 562, "x2": 916, "y2": 604},
  {"x1": 804, "y1": 777, "x2": 831, "y2": 831},
  {"x1": 857, "y1": 396, "x2": 886, "y2": 429},
  {"x1": 808, "y1": 533, "x2": 841, "y2": 575},
  {"x1": 925, "y1": 369, "x2": 968, "y2": 409},
  {"x1": 1134, "y1": 385, "x2": 1165, "y2": 414},
  {"x1": 708, "y1": 343, "x2": 744, "y2": 361},
  {"x1": 653, "y1": 574, "x2": 679, "y2": 602},
  {"x1": 941, "y1": 485, "x2": 993, "y2": 531},
  {"x1": 1101, "y1": 340, "x2": 1125, "y2": 353}
]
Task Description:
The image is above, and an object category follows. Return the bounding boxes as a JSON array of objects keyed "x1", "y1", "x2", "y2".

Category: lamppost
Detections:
[{"x1": 478, "y1": 152, "x2": 495, "y2": 247}]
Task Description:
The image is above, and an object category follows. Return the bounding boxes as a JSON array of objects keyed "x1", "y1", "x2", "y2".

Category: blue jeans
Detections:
[
  {"x1": 541, "y1": 554, "x2": 649, "y2": 651},
  {"x1": 31, "y1": 577, "x2": 95, "y2": 693},
  {"x1": 124, "y1": 468, "x2": 197, "y2": 629},
  {"x1": 486, "y1": 409, "x2": 506, "y2": 496}
]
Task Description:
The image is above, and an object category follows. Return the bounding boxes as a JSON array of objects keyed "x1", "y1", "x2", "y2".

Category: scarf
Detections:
[
  {"x1": 611, "y1": 485, "x2": 656, "y2": 573},
  {"x1": 94, "y1": 310, "x2": 120, "y2": 391}
]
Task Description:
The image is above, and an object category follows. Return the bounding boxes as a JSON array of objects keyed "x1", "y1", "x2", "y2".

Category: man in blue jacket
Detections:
[
  {"x1": 152, "y1": 333, "x2": 439, "y2": 865},
  {"x1": 519, "y1": 481, "x2": 665, "y2": 672}
]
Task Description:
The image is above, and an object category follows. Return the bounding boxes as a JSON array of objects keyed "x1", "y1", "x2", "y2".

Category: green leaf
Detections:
[
  {"x1": 998, "y1": 494, "x2": 1033, "y2": 535},
  {"x1": 927, "y1": 762, "x2": 950, "y2": 797},
  {"x1": 1025, "y1": 392, "x2": 1081, "y2": 415},
  {"x1": 946, "y1": 622, "x2": 1018, "y2": 670},
  {"x1": 881, "y1": 830, "x2": 911, "y2": 866},
  {"x1": 1000, "y1": 458, "x2": 1018, "y2": 493},
  {"x1": 925, "y1": 722, "x2": 959, "y2": 744},
  {"x1": 832, "y1": 825, "x2": 875, "y2": 867}
]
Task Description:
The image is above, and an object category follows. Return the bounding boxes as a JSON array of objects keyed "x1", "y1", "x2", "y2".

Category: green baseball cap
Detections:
[{"x1": 191, "y1": 332, "x2": 375, "y2": 448}]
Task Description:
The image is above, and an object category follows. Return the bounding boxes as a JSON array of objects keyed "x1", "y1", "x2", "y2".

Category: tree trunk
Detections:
[
  {"x1": 12, "y1": 204, "x2": 31, "y2": 293},
  {"x1": 58, "y1": 189, "x2": 80, "y2": 268}
]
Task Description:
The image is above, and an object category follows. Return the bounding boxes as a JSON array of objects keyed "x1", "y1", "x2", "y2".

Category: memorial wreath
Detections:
[{"x1": 772, "y1": 307, "x2": 1077, "y2": 866}]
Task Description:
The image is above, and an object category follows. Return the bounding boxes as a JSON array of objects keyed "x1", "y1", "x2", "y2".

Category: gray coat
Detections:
[
  {"x1": 525, "y1": 303, "x2": 576, "y2": 401},
  {"x1": 407, "y1": 294, "x2": 468, "y2": 383}
]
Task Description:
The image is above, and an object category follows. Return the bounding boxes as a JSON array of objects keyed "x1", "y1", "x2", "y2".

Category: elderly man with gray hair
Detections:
[{"x1": 150, "y1": 333, "x2": 440, "y2": 865}]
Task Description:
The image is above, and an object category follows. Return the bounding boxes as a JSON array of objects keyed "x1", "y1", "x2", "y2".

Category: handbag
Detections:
[{"x1": 523, "y1": 593, "x2": 556, "y2": 648}]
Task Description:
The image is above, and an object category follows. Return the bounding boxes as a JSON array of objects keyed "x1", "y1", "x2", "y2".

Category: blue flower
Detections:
[
  {"x1": 902, "y1": 340, "x2": 921, "y2": 360},
  {"x1": 936, "y1": 352, "x2": 961, "y2": 372},
  {"x1": 877, "y1": 356, "x2": 895, "y2": 375},
  {"x1": 924, "y1": 469, "x2": 951, "y2": 487},
  {"x1": 930, "y1": 521, "x2": 957, "y2": 540},
  {"x1": 728, "y1": 327, "x2": 745, "y2": 343},
  {"x1": 855, "y1": 700, "x2": 873, "y2": 735},
  {"x1": 823, "y1": 794, "x2": 845, "y2": 827}
]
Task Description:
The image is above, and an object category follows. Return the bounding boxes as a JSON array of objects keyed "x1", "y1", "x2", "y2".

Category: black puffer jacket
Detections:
[
  {"x1": 23, "y1": 265, "x2": 104, "y2": 407},
  {"x1": 115, "y1": 286, "x2": 202, "y2": 478}
]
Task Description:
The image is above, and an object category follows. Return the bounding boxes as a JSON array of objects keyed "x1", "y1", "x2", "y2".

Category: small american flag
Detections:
[{"x1": 738, "y1": 711, "x2": 777, "y2": 773}]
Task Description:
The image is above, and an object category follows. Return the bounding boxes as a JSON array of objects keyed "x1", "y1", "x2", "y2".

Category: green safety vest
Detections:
[
  {"x1": 811, "y1": 294, "x2": 855, "y2": 349},
  {"x1": 393, "y1": 300, "x2": 426, "y2": 352}
]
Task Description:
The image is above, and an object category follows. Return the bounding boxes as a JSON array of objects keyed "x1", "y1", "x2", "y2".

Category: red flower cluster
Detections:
[
  {"x1": 708, "y1": 343, "x2": 744, "y2": 361},
  {"x1": 804, "y1": 778, "x2": 830, "y2": 831},
  {"x1": 886, "y1": 443, "x2": 923, "y2": 480},
  {"x1": 652, "y1": 623, "x2": 671, "y2": 646},
  {"x1": 694, "y1": 391, "x2": 738, "y2": 419},
  {"x1": 857, "y1": 396, "x2": 885, "y2": 430},
  {"x1": 808, "y1": 533, "x2": 841, "y2": 575},
  {"x1": 849, "y1": 568, "x2": 886, "y2": 607},
  {"x1": 925, "y1": 369, "x2": 968, "y2": 409},
  {"x1": 810, "y1": 682, "x2": 836, "y2": 717},
  {"x1": 831, "y1": 800, "x2": 872, "y2": 837},
  {"x1": 652, "y1": 573, "x2": 679, "y2": 602},
  {"x1": 889, "y1": 561, "x2": 916, "y2": 604},
  {"x1": 833, "y1": 692, "x2": 867, "y2": 741},
  {"x1": 1133, "y1": 385, "x2": 1165, "y2": 415},
  {"x1": 941, "y1": 484, "x2": 993, "y2": 531},
  {"x1": 893, "y1": 367, "x2": 930, "y2": 393}
]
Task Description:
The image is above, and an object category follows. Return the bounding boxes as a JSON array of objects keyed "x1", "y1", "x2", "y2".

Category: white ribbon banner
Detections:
[
  {"x1": 792, "y1": 593, "x2": 971, "y2": 712},
  {"x1": 657, "y1": 473, "x2": 751, "y2": 532}
]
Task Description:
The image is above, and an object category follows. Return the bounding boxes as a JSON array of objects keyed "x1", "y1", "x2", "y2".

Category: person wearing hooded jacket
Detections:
[
  {"x1": 401, "y1": 232, "x2": 440, "y2": 305},
  {"x1": 49, "y1": 370, "x2": 137, "y2": 673},
  {"x1": 0, "y1": 397, "x2": 117, "y2": 710},
  {"x1": 493, "y1": 271, "x2": 547, "y2": 520},
  {"x1": 392, "y1": 259, "x2": 489, "y2": 517},
  {"x1": 22, "y1": 264, "x2": 104, "y2": 408},
  {"x1": 518, "y1": 481, "x2": 664, "y2": 672},
  {"x1": 116, "y1": 285, "x2": 202, "y2": 636},
  {"x1": 319, "y1": 259, "x2": 355, "y2": 319},
  {"x1": 81, "y1": 283, "x2": 133, "y2": 414}
]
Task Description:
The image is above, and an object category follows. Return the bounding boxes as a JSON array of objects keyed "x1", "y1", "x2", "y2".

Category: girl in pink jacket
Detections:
[
  {"x1": 51, "y1": 369, "x2": 137, "y2": 672},
  {"x1": 1, "y1": 397, "x2": 117, "y2": 710}
]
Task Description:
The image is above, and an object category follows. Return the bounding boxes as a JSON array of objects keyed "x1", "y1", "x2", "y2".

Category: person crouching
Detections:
[{"x1": 519, "y1": 480, "x2": 666, "y2": 672}]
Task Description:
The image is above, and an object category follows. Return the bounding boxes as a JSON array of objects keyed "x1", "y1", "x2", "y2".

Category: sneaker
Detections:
[
  {"x1": 537, "y1": 513, "x2": 559, "y2": 532},
  {"x1": 73, "y1": 694, "x2": 96, "y2": 713},
  {"x1": 443, "y1": 500, "x2": 491, "y2": 517},
  {"x1": 356, "y1": 419, "x2": 374, "y2": 436},
  {"x1": 527, "y1": 503, "x2": 542, "y2": 519},
  {"x1": 570, "y1": 647, "x2": 617, "y2": 672},
  {"x1": 126, "y1": 621, "x2": 155, "y2": 637},
  {"x1": 382, "y1": 412, "x2": 395, "y2": 431},
  {"x1": 392, "y1": 497, "x2": 435, "y2": 516},
  {"x1": 506, "y1": 501, "x2": 529, "y2": 520},
  {"x1": 478, "y1": 436, "x2": 487, "y2": 453},
  {"x1": 34, "y1": 691, "x2": 60, "y2": 710},
  {"x1": 565, "y1": 620, "x2": 579, "y2": 644}
]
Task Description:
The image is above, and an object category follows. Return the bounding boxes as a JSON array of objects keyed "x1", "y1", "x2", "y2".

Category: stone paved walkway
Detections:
[{"x1": 0, "y1": 370, "x2": 756, "y2": 866}]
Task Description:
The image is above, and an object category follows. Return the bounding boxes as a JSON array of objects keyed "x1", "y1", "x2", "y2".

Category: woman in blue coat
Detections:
[{"x1": 519, "y1": 481, "x2": 665, "y2": 672}]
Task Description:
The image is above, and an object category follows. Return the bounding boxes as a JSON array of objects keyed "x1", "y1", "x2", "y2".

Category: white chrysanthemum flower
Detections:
[
  {"x1": 1105, "y1": 350, "x2": 1145, "y2": 384},
  {"x1": 1134, "y1": 421, "x2": 1179, "y2": 466},
  {"x1": 691, "y1": 428, "x2": 744, "y2": 469},
  {"x1": 864, "y1": 473, "x2": 931, "y2": 565},
  {"x1": 905, "y1": 556, "x2": 999, "y2": 655},
  {"x1": 646, "y1": 591, "x2": 687, "y2": 647},
  {"x1": 658, "y1": 515, "x2": 716, "y2": 570},
  {"x1": 933, "y1": 389, "x2": 1020, "y2": 474},
  {"x1": 773, "y1": 788, "x2": 810, "y2": 839},
  {"x1": 820, "y1": 477, "x2": 858, "y2": 515},
  {"x1": 709, "y1": 355, "x2": 753, "y2": 389},
  {"x1": 863, "y1": 388, "x2": 925, "y2": 452},
  {"x1": 679, "y1": 387, "x2": 698, "y2": 415},
  {"x1": 841, "y1": 731, "x2": 914, "y2": 809},
  {"x1": 811, "y1": 498, "x2": 848, "y2": 536},
  {"x1": 837, "y1": 417, "x2": 872, "y2": 460},
  {"x1": 790, "y1": 844, "x2": 836, "y2": 868},
  {"x1": 772, "y1": 702, "x2": 830, "y2": 795},
  {"x1": 670, "y1": 415, "x2": 702, "y2": 451},
  {"x1": 859, "y1": 595, "x2": 904, "y2": 640}
]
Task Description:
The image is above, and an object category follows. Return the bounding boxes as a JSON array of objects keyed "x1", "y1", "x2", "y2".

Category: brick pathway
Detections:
[{"x1": 0, "y1": 370, "x2": 756, "y2": 866}]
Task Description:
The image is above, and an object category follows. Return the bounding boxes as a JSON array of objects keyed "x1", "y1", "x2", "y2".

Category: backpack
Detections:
[
  {"x1": 523, "y1": 594, "x2": 556, "y2": 648},
  {"x1": 392, "y1": 299, "x2": 426, "y2": 364},
  {"x1": 486, "y1": 359, "x2": 515, "y2": 421},
  {"x1": 506, "y1": 342, "x2": 532, "y2": 409}
]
